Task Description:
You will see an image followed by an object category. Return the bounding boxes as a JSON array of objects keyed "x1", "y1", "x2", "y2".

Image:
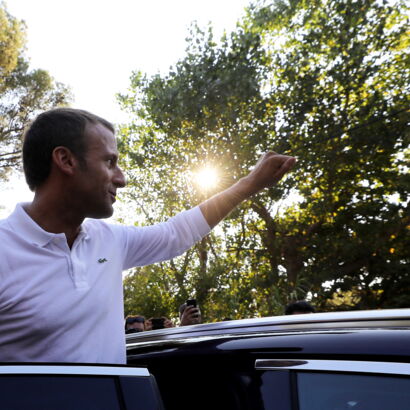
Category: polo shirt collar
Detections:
[{"x1": 7, "y1": 203, "x2": 89, "y2": 247}]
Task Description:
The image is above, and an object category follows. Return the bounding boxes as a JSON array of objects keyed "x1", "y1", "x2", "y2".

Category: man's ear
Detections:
[{"x1": 51, "y1": 146, "x2": 79, "y2": 176}]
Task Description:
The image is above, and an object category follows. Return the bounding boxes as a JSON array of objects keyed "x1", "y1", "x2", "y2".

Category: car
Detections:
[
  {"x1": 126, "y1": 308, "x2": 410, "y2": 410},
  {"x1": 0, "y1": 364, "x2": 164, "y2": 409}
]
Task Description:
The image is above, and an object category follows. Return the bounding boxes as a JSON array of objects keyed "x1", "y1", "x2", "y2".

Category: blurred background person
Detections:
[
  {"x1": 125, "y1": 315, "x2": 146, "y2": 334},
  {"x1": 146, "y1": 317, "x2": 174, "y2": 330},
  {"x1": 285, "y1": 300, "x2": 316, "y2": 315},
  {"x1": 179, "y1": 299, "x2": 202, "y2": 326}
]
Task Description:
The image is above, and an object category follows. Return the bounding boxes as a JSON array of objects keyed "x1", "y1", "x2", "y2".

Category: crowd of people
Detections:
[
  {"x1": 124, "y1": 299, "x2": 315, "y2": 333},
  {"x1": 125, "y1": 299, "x2": 202, "y2": 333}
]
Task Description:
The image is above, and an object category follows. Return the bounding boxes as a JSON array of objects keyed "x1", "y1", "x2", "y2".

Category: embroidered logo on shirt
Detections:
[{"x1": 98, "y1": 258, "x2": 108, "y2": 263}]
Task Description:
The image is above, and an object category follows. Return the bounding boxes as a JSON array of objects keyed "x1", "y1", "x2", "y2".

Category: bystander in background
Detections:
[
  {"x1": 285, "y1": 300, "x2": 316, "y2": 315},
  {"x1": 179, "y1": 299, "x2": 202, "y2": 326},
  {"x1": 125, "y1": 315, "x2": 145, "y2": 334},
  {"x1": 145, "y1": 317, "x2": 174, "y2": 330}
]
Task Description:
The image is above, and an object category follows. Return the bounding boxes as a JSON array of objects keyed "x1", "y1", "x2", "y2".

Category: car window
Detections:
[
  {"x1": 259, "y1": 370, "x2": 292, "y2": 410},
  {"x1": 0, "y1": 375, "x2": 121, "y2": 410},
  {"x1": 297, "y1": 372, "x2": 410, "y2": 410},
  {"x1": 120, "y1": 376, "x2": 164, "y2": 410}
]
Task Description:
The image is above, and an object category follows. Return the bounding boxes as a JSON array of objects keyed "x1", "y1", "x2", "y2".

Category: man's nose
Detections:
[{"x1": 114, "y1": 166, "x2": 127, "y2": 188}]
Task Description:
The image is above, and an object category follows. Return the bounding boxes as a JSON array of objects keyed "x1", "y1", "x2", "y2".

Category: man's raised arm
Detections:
[{"x1": 199, "y1": 152, "x2": 296, "y2": 228}]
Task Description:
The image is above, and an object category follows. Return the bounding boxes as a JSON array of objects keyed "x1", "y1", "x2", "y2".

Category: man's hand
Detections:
[
  {"x1": 144, "y1": 319, "x2": 153, "y2": 331},
  {"x1": 163, "y1": 317, "x2": 174, "y2": 328},
  {"x1": 200, "y1": 152, "x2": 296, "y2": 227},
  {"x1": 180, "y1": 305, "x2": 201, "y2": 326},
  {"x1": 239, "y1": 152, "x2": 296, "y2": 197}
]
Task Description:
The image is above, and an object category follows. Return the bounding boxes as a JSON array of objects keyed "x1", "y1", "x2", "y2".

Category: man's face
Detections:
[
  {"x1": 73, "y1": 123, "x2": 126, "y2": 219},
  {"x1": 127, "y1": 322, "x2": 145, "y2": 332}
]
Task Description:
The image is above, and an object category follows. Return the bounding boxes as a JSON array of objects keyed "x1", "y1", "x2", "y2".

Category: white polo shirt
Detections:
[{"x1": 0, "y1": 203, "x2": 210, "y2": 364}]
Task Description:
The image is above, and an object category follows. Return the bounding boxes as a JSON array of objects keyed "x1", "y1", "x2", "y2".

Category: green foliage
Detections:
[
  {"x1": 123, "y1": 265, "x2": 176, "y2": 319},
  {"x1": 119, "y1": 0, "x2": 410, "y2": 320},
  {"x1": 0, "y1": 3, "x2": 25, "y2": 80},
  {"x1": 0, "y1": 2, "x2": 71, "y2": 180}
]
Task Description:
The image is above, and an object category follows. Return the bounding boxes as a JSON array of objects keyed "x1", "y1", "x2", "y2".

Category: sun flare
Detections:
[{"x1": 193, "y1": 167, "x2": 219, "y2": 191}]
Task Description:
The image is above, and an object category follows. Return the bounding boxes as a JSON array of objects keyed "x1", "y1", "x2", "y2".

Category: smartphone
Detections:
[
  {"x1": 151, "y1": 318, "x2": 165, "y2": 330},
  {"x1": 186, "y1": 299, "x2": 197, "y2": 307}
]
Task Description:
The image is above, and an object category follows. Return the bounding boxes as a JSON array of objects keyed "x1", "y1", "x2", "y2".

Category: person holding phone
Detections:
[
  {"x1": 146, "y1": 317, "x2": 174, "y2": 330},
  {"x1": 179, "y1": 299, "x2": 201, "y2": 326}
]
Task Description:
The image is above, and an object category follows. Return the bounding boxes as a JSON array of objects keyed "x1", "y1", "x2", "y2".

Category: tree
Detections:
[
  {"x1": 250, "y1": 0, "x2": 410, "y2": 310},
  {"x1": 0, "y1": 3, "x2": 71, "y2": 180},
  {"x1": 118, "y1": 0, "x2": 410, "y2": 320}
]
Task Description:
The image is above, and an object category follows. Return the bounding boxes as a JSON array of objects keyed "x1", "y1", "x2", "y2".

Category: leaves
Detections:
[{"x1": 0, "y1": 3, "x2": 72, "y2": 181}]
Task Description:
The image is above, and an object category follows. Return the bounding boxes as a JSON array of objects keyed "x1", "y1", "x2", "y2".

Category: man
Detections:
[
  {"x1": 0, "y1": 108, "x2": 295, "y2": 364},
  {"x1": 284, "y1": 300, "x2": 316, "y2": 315},
  {"x1": 124, "y1": 315, "x2": 146, "y2": 334},
  {"x1": 145, "y1": 317, "x2": 174, "y2": 330}
]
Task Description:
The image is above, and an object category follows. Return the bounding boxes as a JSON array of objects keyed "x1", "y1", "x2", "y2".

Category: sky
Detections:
[{"x1": 0, "y1": 0, "x2": 252, "y2": 217}]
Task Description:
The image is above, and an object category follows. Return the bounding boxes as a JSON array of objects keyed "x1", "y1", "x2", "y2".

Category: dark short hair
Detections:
[
  {"x1": 22, "y1": 108, "x2": 114, "y2": 191},
  {"x1": 124, "y1": 315, "x2": 145, "y2": 330},
  {"x1": 285, "y1": 300, "x2": 316, "y2": 315}
]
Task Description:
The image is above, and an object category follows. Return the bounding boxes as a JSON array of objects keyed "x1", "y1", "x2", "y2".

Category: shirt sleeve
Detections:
[{"x1": 113, "y1": 206, "x2": 211, "y2": 270}]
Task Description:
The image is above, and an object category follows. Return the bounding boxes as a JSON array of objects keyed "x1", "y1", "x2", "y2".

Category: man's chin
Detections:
[{"x1": 87, "y1": 206, "x2": 114, "y2": 220}]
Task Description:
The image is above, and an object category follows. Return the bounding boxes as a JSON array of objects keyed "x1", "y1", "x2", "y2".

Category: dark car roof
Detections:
[{"x1": 126, "y1": 309, "x2": 410, "y2": 361}]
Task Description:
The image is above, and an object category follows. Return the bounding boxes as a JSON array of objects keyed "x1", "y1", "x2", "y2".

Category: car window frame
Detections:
[{"x1": 0, "y1": 365, "x2": 163, "y2": 410}]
